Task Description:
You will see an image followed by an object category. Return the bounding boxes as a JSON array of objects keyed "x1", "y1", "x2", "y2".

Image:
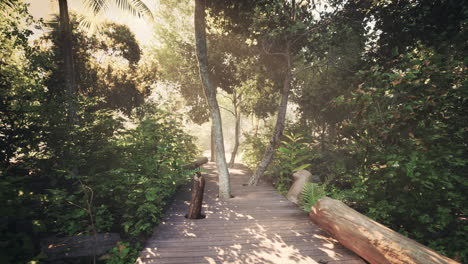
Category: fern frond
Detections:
[{"x1": 300, "y1": 182, "x2": 326, "y2": 212}]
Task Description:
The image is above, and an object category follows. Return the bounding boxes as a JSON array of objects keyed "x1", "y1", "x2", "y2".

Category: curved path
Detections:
[{"x1": 136, "y1": 163, "x2": 364, "y2": 264}]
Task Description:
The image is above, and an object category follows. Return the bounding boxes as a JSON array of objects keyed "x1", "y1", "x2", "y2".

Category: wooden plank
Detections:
[
  {"x1": 137, "y1": 252, "x2": 363, "y2": 264},
  {"x1": 136, "y1": 163, "x2": 364, "y2": 264},
  {"x1": 140, "y1": 248, "x2": 357, "y2": 259}
]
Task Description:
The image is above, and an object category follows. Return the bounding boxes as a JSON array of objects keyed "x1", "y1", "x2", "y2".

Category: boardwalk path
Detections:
[{"x1": 137, "y1": 163, "x2": 364, "y2": 264}]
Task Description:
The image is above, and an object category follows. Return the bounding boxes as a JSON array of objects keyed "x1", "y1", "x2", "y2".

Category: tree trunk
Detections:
[
  {"x1": 187, "y1": 172, "x2": 205, "y2": 219},
  {"x1": 310, "y1": 197, "x2": 459, "y2": 264},
  {"x1": 58, "y1": 0, "x2": 77, "y2": 125},
  {"x1": 252, "y1": 115, "x2": 260, "y2": 137},
  {"x1": 210, "y1": 125, "x2": 215, "y2": 162},
  {"x1": 229, "y1": 93, "x2": 241, "y2": 168},
  {"x1": 194, "y1": 0, "x2": 231, "y2": 199},
  {"x1": 248, "y1": 42, "x2": 291, "y2": 186}
]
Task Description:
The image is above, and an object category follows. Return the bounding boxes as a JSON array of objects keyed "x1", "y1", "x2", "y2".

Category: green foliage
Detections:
[
  {"x1": 272, "y1": 133, "x2": 313, "y2": 193},
  {"x1": 0, "y1": 3, "x2": 47, "y2": 262},
  {"x1": 0, "y1": 3, "x2": 198, "y2": 263},
  {"x1": 40, "y1": 15, "x2": 150, "y2": 115},
  {"x1": 242, "y1": 130, "x2": 313, "y2": 193},
  {"x1": 284, "y1": 0, "x2": 468, "y2": 261},
  {"x1": 241, "y1": 133, "x2": 269, "y2": 170},
  {"x1": 43, "y1": 103, "x2": 198, "y2": 239},
  {"x1": 299, "y1": 183, "x2": 326, "y2": 213},
  {"x1": 335, "y1": 46, "x2": 468, "y2": 261},
  {"x1": 105, "y1": 242, "x2": 141, "y2": 264}
]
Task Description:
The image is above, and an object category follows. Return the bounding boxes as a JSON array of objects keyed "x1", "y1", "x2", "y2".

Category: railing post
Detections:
[
  {"x1": 185, "y1": 157, "x2": 208, "y2": 219},
  {"x1": 187, "y1": 171, "x2": 205, "y2": 219}
]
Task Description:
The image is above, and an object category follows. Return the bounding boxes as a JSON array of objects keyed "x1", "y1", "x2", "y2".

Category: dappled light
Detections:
[
  {"x1": 136, "y1": 163, "x2": 363, "y2": 263},
  {"x1": 2, "y1": 0, "x2": 465, "y2": 263}
]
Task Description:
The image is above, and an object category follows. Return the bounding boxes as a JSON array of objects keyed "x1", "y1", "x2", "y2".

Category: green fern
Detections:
[{"x1": 300, "y1": 183, "x2": 326, "y2": 212}]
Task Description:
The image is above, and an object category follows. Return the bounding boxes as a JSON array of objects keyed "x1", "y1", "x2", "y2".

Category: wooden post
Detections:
[
  {"x1": 309, "y1": 197, "x2": 459, "y2": 264},
  {"x1": 187, "y1": 172, "x2": 205, "y2": 219}
]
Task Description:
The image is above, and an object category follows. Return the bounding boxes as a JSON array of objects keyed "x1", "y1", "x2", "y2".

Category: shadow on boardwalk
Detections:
[{"x1": 136, "y1": 163, "x2": 364, "y2": 264}]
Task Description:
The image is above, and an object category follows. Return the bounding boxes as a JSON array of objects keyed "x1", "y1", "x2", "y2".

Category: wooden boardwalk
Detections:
[{"x1": 136, "y1": 163, "x2": 364, "y2": 264}]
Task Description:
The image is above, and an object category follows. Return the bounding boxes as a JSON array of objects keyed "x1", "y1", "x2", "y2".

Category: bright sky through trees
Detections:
[{"x1": 24, "y1": 0, "x2": 156, "y2": 44}]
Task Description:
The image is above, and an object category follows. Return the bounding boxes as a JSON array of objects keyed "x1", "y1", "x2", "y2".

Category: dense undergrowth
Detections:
[
  {"x1": 241, "y1": 2, "x2": 467, "y2": 260},
  {"x1": 242, "y1": 44, "x2": 467, "y2": 262},
  {"x1": 2, "y1": 0, "x2": 467, "y2": 263},
  {"x1": 1, "y1": 3, "x2": 198, "y2": 263}
]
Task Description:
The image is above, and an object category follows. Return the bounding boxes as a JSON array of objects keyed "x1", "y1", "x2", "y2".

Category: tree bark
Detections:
[
  {"x1": 194, "y1": 0, "x2": 231, "y2": 199},
  {"x1": 58, "y1": 0, "x2": 77, "y2": 125},
  {"x1": 253, "y1": 115, "x2": 259, "y2": 137},
  {"x1": 210, "y1": 125, "x2": 215, "y2": 162},
  {"x1": 229, "y1": 92, "x2": 241, "y2": 168},
  {"x1": 248, "y1": 42, "x2": 292, "y2": 186},
  {"x1": 310, "y1": 197, "x2": 459, "y2": 264},
  {"x1": 187, "y1": 172, "x2": 205, "y2": 219}
]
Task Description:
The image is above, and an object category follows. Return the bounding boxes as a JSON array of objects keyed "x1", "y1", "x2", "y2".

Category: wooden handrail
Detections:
[{"x1": 183, "y1": 156, "x2": 208, "y2": 170}]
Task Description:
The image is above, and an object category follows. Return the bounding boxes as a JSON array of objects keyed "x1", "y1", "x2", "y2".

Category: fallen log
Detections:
[
  {"x1": 309, "y1": 197, "x2": 459, "y2": 264},
  {"x1": 286, "y1": 169, "x2": 321, "y2": 204}
]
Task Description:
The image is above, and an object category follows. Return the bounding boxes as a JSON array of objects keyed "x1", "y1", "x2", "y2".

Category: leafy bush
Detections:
[
  {"x1": 272, "y1": 133, "x2": 313, "y2": 193},
  {"x1": 44, "y1": 104, "x2": 198, "y2": 239},
  {"x1": 242, "y1": 131, "x2": 313, "y2": 193},
  {"x1": 105, "y1": 242, "x2": 141, "y2": 264},
  {"x1": 241, "y1": 132, "x2": 269, "y2": 170},
  {"x1": 0, "y1": 3, "x2": 199, "y2": 262},
  {"x1": 328, "y1": 46, "x2": 468, "y2": 261}
]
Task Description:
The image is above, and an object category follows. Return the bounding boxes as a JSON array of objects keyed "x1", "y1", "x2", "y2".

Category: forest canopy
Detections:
[{"x1": 1, "y1": 0, "x2": 467, "y2": 263}]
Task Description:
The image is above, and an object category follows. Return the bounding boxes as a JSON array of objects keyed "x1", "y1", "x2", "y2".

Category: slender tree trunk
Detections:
[
  {"x1": 253, "y1": 115, "x2": 259, "y2": 137},
  {"x1": 194, "y1": 0, "x2": 231, "y2": 199},
  {"x1": 58, "y1": 0, "x2": 77, "y2": 125},
  {"x1": 59, "y1": 0, "x2": 79, "y2": 177},
  {"x1": 248, "y1": 42, "x2": 292, "y2": 186},
  {"x1": 210, "y1": 125, "x2": 215, "y2": 162},
  {"x1": 229, "y1": 93, "x2": 241, "y2": 168}
]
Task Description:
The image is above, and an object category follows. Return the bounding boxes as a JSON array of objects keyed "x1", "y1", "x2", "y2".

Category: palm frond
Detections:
[
  {"x1": 114, "y1": 0, "x2": 153, "y2": 19},
  {"x1": 84, "y1": 0, "x2": 109, "y2": 15},
  {"x1": 76, "y1": 13, "x2": 104, "y2": 33},
  {"x1": 0, "y1": 0, "x2": 17, "y2": 12},
  {"x1": 83, "y1": 0, "x2": 153, "y2": 20}
]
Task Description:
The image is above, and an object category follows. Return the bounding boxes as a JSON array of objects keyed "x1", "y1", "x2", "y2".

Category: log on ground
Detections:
[{"x1": 309, "y1": 197, "x2": 459, "y2": 264}]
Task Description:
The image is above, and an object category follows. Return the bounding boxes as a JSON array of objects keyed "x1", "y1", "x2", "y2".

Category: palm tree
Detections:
[{"x1": 57, "y1": 0, "x2": 152, "y2": 124}]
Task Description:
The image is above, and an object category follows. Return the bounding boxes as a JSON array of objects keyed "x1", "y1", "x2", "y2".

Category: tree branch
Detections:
[
  {"x1": 220, "y1": 106, "x2": 235, "y2": 116},
  {"x1": 261, "y1": 40, "x2": 288, "y2": 57}
]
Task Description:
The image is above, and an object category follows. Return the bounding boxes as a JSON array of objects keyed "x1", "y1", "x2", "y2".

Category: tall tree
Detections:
[
  {"x1": 248, "y1": 41, "x2": 292, "y2": 185},
  {"x1": 247, "y1": 0, "x2": 301, "y2": 185},
  {"x1": 228, "y1": 89, "x2": 241, "y2": 167},
  {"x1": 58, "y1": 0, "x2": 77, "y2": 125},
  {"x1": 194, "y1": 0, "x2": 231, "y2": 198},
  {"x1": 57, "y1": 0, "x2": 152, "y2": 123}
]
